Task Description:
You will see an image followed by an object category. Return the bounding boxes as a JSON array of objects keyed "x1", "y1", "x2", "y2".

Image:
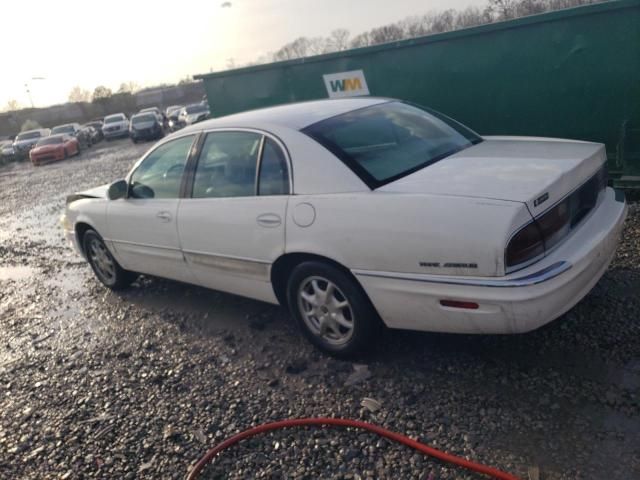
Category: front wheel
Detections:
[
  {"x1": 83, "y1": 230, "x2": 137, "y2": 289},
  {"x1": 287, "y1": 261, "x2": 381, "y2": 357}
]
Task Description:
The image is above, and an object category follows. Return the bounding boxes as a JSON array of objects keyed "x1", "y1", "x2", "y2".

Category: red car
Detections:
[{"x1": 30, "y1": 134, "x2": 79, "y2": 166}]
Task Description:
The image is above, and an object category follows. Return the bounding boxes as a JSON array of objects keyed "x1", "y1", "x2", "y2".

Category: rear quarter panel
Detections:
[{"x1": 285, "y1": 192, "x2": 531, "y2": 277}]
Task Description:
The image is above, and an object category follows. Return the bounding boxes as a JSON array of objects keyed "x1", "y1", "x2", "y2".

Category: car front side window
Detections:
[
  {"x1": 192, "y1": 131, "x2": 261, "y2": 199},
  {"x1": 129, "y1": 135, "x2": 195, "y2": 199}
]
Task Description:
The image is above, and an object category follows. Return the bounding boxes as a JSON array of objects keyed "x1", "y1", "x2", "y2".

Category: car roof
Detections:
[
  {"x1": 104, "y1": 113, "x2": 125, "y2": 118},
  {"x1": 18, "y1": 129, "x2": 46, "y2": 135},
  {"x1": 183, "y1": 97, "x2": 390, "y2": 133},
  {"x1": 132, "y1": 112, "x2": 156, "y2": 118}
]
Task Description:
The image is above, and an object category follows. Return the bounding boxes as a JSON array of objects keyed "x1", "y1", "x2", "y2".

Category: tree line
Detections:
[{"x1": 252, "y1": 0, "x2": 603, "y2": 64}]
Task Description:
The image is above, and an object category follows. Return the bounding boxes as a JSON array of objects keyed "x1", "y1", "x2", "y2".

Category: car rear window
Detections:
[
  {"x1": 36, "y1": 136, "x2": 63, "y2": 146},
  {"x1": 51, "y1": 125, "x2": 74, "y2": 134},
  {"x1": 303, "y1": 101, "x2": 482, "y2": 189},
  {"x1": 16, "y1": 131, "x2": 42, "y2": 141},
  {"x1": 185, "y1": 105, "x2": 207, "y2": 114},
  {"x1": 132, "y1": 114, "x2": 156, "y2": 124},
  {"x1": 104, "y1": 115, "x2": 124, "y2": 123}
]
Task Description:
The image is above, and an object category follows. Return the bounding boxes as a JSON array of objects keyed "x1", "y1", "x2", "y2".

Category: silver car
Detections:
[
  {"x1": 13, "y1": 129, "x2": 51, "y2": 159},
  {"x1": 102, "y1": 113, "x2": 129, "y2": 140}
]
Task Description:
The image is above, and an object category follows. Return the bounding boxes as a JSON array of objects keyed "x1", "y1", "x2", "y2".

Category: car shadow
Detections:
[{"x1": 109, "y1": 265, "x2": 639, "y2": 387}]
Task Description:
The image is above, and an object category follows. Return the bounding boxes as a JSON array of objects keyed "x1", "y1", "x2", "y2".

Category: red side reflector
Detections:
[{"x1": 439, "y1": 300, "x2": 479, "y2": 310}]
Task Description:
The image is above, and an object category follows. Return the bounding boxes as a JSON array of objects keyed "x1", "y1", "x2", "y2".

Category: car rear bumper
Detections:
[
  {"x1": 31, "y1": 151, "x2": 65, "y2": 163},
  {"x1": 103, "y1": 129, "x2": 129, "y2": 138},
  {"x1": 353, "y1": 187, "x2": 627, "y2": 334}
]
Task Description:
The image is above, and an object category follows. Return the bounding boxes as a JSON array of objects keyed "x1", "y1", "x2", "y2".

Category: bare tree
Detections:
[
  {"x1": 272, "y1": 37, "x2": 327, "y2": 61},
  {"x1": 455, "y1": 6, "x2": 490, "y2": 29},
  {"x1": 92, "y1": 86, "x2": 113, "y2": 103},
  {"x1": 484, "y1": 0, "x2": 520, "y2": 20},
  {"x1": 350, "y1": 31, "x2": 374, "y2": 48},
  {"x1": 4, "y1": 99, "x2": 21, "y2": 112},
  {"x1": 117, "y1": 81, "x2": 140, "y2": 94},
  {"x1": 369, "y1": 24, "x2": 405, "y2": 45},
  {"x1": 325, "y1": 29, "x2": 350, "y2": 53},
  {"x1": 226, "y1": 57, "x2": 237, "y2": 69},
  {"x1": 68, "y1": 86, "x2": 92, "y2": 103},
  {"x1": 20, "y1": 119, "x2": 42, "y2": 132}
]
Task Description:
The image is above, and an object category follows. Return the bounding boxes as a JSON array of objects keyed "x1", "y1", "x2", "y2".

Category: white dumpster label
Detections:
[{"x1": 323, "y1": 70, "x2": 370, "y2": 98}]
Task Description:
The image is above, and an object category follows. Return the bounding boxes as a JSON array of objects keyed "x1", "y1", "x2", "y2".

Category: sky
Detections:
[{"x1": 1, "y1": 0, "x2": 480, "y2": 109}]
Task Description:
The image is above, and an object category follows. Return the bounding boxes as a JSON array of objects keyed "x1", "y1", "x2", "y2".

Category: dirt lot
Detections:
[{"x1": 0, "y1": 138, "x2": 639, "y2": 479}]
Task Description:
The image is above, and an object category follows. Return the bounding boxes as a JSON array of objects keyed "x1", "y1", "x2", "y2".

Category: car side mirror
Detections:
[{"x1": 108, "y1": 179, "x2": 128, "y2": 200}]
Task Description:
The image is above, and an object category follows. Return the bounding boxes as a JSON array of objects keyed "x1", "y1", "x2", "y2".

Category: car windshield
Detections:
[
  {"x1": 51, "y1": 125, "x2": 74, "y2": 134},
  {"x1": 132, "y1": 114, "x2": 156, "y2": 124},
  {"x1": 303, "y1": 101, "x2": 482, "y2": 188},
  {"x1": 185, "y1": 105, "x2": 207, "y2": 114},
  {"x1": 36, "y1": 136, "x2": 63, "y2": 146},
  {"x1": 16, "y1": 131, "x2": 42, "y2": 141},
  {"x1": 104, "y1": 116, "x2": 124, "y2": 123}
]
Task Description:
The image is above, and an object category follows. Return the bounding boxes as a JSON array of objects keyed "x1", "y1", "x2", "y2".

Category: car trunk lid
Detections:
[{"x1": 378, "y1": 136, "x2": 607, "y2": 215}]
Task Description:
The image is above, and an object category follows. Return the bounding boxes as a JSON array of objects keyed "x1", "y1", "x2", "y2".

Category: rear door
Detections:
[
  {"x1": 107, "y1": 134, "x2": 197, "y2": 283},
  {"x1": 177, "y1": 130, "x2": 291, "y2": 303}
]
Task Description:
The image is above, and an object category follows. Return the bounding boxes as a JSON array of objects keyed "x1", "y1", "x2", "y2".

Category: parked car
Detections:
[
  {"x1": 0, "y1": 140, "x2": 15, "y2": 162},
  {"x1": 178, "y1": 103, "x2": 210, "y2": 126},
  {"x1": 29, "y1": 134, "x2": 79, "y2": 166},
  {"x1": 102, "y1": 113, "x2": 129, "y2": 140},
  {"x1": 139, "y1": 107, "x2": 165, "y2": 125},
  {"x1": 83, "y1": 121, "x2": 104, "y2": 143},
  {"x1": 51, "y1": 123, "x2": 92, "y2": 149},
  {"x1": 166, "y1": 105, "x2": 185, "y2": 131},
  {"x1": 165, "y1": 105, "x2": 182, "y2": 117},
  {"x1": 13, "y1": 129, "x2": 50, "y2": 160},
  {"x1": 129, "y1": 112, "x2": 165, "y2": 143},
  {"x1": 62, "y1": 98, "x2": 627, "y2": 356}
]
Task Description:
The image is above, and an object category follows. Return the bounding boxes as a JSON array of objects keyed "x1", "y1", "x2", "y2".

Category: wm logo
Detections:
[{"x1": 329, "y1": 78, "x2": 363, "y2": 93}]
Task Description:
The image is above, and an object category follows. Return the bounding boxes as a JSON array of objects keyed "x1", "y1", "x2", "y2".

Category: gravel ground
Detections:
[{"x1": 0, "y1": 139, "x2": 639, "y2": 479}]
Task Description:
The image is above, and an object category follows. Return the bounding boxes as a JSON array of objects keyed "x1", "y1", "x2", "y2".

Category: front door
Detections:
[
  {"x1": 107, "y1": 134, "x2": 196, "y2": 283},
  {"x1": 177, "y1": 130, "x2": 291, "y2": 303}
]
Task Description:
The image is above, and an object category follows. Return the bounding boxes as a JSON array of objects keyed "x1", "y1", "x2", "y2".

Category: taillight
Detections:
[
  {"x1": 506, "y1": 222, "x2": 544, "y2": 268},
  {"x1": 536, "y1": 199, "x2": 570, "y2": 251}
]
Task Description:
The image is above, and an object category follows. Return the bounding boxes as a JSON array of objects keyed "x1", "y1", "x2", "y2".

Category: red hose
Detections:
[{"x1": 186, "y1": 417, "x2": 521, "y2": 480}]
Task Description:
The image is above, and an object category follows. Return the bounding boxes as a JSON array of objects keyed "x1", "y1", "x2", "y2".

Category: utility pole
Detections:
[{"x1": 25, "y1": 77, "x2": 46, "y2": 108}]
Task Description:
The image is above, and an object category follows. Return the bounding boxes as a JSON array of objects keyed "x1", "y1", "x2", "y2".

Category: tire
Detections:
[
  {"x1": 83, "y1": 230, "x2": 137, "y2": 290},
  {"x1": 286, "y1": 261, "x2": 381, "y2": 357},
  {"x1": 63, "y1": 148, "x2": 68, "y2": 160}
]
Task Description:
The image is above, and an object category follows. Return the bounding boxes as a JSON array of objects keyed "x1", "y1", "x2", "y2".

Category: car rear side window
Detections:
[
  {"x1": 303, "y1": 101, "x2": 482, "y2": 189},
  {"x1": 192, "y1": 131, "x2": 261, "y2": 198},
  {"x1": 129, "y1": 135, "x2": 195, "y2": 199},
  {"x1": 258, "y1": 138, "x2": 289, "y2": 196}
]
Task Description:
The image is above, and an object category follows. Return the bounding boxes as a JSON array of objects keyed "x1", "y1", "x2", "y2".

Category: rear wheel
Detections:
[
  {"x1": 83, "y1": 230, "x2": 137, "y2": 289},
  {"x1": 287, "y1": 261, "x2": 380, "y2": 357}
]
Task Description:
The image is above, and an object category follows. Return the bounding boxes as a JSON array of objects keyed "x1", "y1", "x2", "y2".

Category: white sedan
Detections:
[{"x1": 62, "y1": 98, "x2": 627, "y2": 355}]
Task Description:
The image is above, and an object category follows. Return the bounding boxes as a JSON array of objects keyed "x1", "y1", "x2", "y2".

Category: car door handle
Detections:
[
  {"x1": 156, "y1": 211, "x2": 172, "y2": 222},
  {"x1": 257, "y1": 213, "x2": 281, "y2": 228}
]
